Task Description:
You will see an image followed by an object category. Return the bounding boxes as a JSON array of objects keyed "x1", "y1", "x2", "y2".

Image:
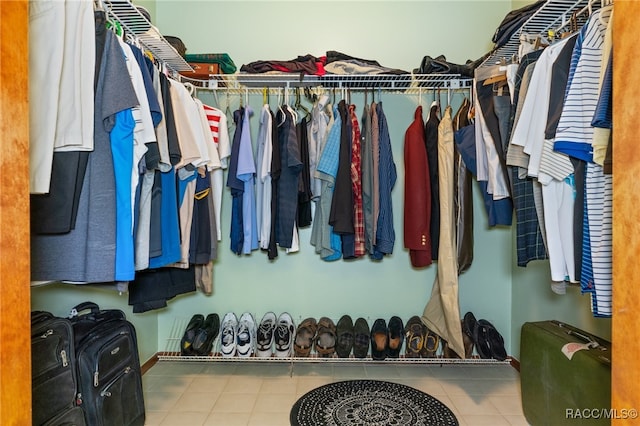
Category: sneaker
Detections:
[
  {"x1": 274, "y1": 312, "x2": 295, "y2": 358},
  {"x1": 236, "y1": 312, "x2": 256, "y2": 358},
  {"x1": 256, "y1": 312, "x2": 277, "y2": 358},
  {"x1": 220, "y1": 312, "x2": 238, "y2": 358}
]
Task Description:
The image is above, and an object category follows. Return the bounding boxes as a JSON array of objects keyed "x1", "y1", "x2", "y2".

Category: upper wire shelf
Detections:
[
  {"x1": 102, "y1": 0, "x2": 193, "y2": 73},
  {"x1": 480, "y1": 0, "x2": 599, "y2": 68},
  {"x1": 180, "y1": 73, "x2": 473, "y2": 92}
]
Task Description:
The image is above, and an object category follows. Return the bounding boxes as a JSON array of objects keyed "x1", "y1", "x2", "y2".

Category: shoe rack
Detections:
[{"x1": 157, "y1": 316, "x2": 512, "y2": 365}]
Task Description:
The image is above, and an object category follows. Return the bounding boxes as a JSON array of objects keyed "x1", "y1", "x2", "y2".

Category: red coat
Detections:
[{"x1": 404, "y1": 106, "x2": 432, "y2": 267}]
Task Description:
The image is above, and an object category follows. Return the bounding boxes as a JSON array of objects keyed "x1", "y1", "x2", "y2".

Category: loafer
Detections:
[
  {"x1": 370, "y1": 318, "x2": 388, "y2": 361},
  {"x1": 180, "y1": 314, "x2": 204, "y2": 356},
  {"x1": 386, "y1": 316, "x2": 404, "y2": 358},
  {"x1": 274, "y1": 312, "x2": 295, "y2": 358},
  {"x1": 335, "y1": 315, "x2": 354, "y2": 358},
  {"x1": 353, "y1": 317, "x2": 370, "y2": 359},
  {"x1": 256, "y1": 312, "x2": 277, "y2": 358},
  {"x1": 192, "y1": 313, "x2": 220, "y2": 356},
  {"x1": 404, "y1": 316, "x2": 427, "y2": 358}
]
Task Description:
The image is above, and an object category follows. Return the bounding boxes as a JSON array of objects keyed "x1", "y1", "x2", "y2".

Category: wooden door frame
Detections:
[{"x1": 0, "y1": 1, "x2": 31, "y2": 425}]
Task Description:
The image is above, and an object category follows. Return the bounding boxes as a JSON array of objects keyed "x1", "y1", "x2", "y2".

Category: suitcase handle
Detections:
[
  {"x1": 69, "y1": 301, "x2": 100, "y2": 318},
  {"x1": 556, "y1": 321, "x2": 605, "y2": 351}
]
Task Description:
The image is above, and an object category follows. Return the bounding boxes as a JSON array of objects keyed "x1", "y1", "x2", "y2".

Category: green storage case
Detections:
[{"x1": 520, "y1": 320, "x2": 611, "y2": 426}]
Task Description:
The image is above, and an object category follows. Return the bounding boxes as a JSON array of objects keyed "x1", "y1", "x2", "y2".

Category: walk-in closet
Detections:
[{"x1": 1, "y1": 0, "x2": 638, "y2": 425}]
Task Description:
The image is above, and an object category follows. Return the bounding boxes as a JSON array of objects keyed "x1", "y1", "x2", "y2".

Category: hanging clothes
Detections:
[
  {"x1": 256, "y1": 104, "x2": 274, "y2": 250},
  {"x1": 424, "y1": 102, "x2": 441, "y2": 260},
  {"x1": 330, "y1": 100, "x2": 355, "y2": 256},
  {"x1": 297, "y1": 116, "x2": 313, "y2": 228},
  {"x1": 31, "y1": 28, "x2": 138, "y2": 284},
  {"x1": 452, "y1": 98, "x2": 474, "y2": 274},
  {"x1": 361, "y1": 102, "x2": 374, "y2": 255},
  {"x1": 267, "y1": 109, "x2": 281, "y2": 260},
  {"x1": 505, "y1": 49, "x2": 547, "y2": 267},
  {"x1": 371, "y1": 102, "x2": 397, "y2": 260},
  {"x1": 275, "y1": 106, "x2": 303, "y2": 249},
  {"x1": 422, "y1": 106, "x2": 465, "y2": 359},
  {"x1": 237, "y1": 105, "x2": 259, "y2": 255},
  {"x1": 404, "y1": 105, "x2": 432, "y2": 268},
  {"x1": 312, "y1": 104, "x2": 343, "y2": 261},
  {"x1": 227, "y1": 108, "x2": 245, "y2": 255},
  {"x1": 349, "y1": 104, "x2": 365, "y2": 257}
]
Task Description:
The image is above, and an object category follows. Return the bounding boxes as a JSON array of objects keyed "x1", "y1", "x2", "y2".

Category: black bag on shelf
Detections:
[
  {"x1": 31, "y1": 311, "x2": 86, "y2": 426},
  {"x1": 69, "y1": 302, "x2": 146, "y2": 426},
  {"x1": 492, "y1": 0, "x2": 546, "y2": 49}
]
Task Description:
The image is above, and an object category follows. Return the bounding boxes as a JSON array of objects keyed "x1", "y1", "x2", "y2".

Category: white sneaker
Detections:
[
  {"x1": 256, "y1": 312, "x2": 277, "y2": 358},
  {"x1": 220, "y1": 312, "x2": 238, "y2": 358},
  {"x1": 236, "y1": 312, "x2": 256, "y2": 358},
  {"x1": 274, "y1": 313, "x2": 295, "y2": 358}
]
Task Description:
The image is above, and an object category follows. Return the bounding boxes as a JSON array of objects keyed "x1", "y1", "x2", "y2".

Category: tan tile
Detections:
[
  {"x1": 394, "y1": 377, "x2": 447, "y2": 396},
  {"x1": 503, "y1": 414, "x2": 532, "y2": 425},
  {"x1": 395, "y1": 364, "x2": 435, "y2": 378},
  {"x1": 210, "y1": 392, "x2": 257, "y2": 413},
  {"x1": 171, "y1": 392, "x2": 219, "y2": 413},
  {"x1": 365, "y1": 364, "x2": 400, "y2": 379},
  {"x1": 248, "y1": 410, "x2": 291, "y2": 426},
  {"x1": 159, "y1": 410, "x2": 208, "y2": 426},
  {"x1": 461, "y1": 414, "x2": 511, "y2": 425},
  {"x1": 203, "y1": 412, "x2": 250, "y2": 426},
  {"x1": 295, "y1": 377, "x2": 334, "y2": 396},
  {"x1": 201, "y1": 362, "x2": 239, "y2": 376},
  {"x1": 252, "y1": 393, "x2": 297, "y2": 413},
  {"x1": 144, "y1": 392, "x2": 182, "y2": 412},
  {"x1": 224, "y1": 376, "x2": 264, "y2": 394},
  {"x1": 146, "y1": 376, "x2": 195, "y2": 394},
  {"x1": 187, "y1": 375, "x2": 230, "y2": 393},
  {"x1": 146, "y1": 361, "x2": 206, "y2": 376},
  {"x1": 259, "y1": 377, "x2": 298, "y2": 394},
  {"x1": 292, "y1": 362, "x2": 334, "y2": 377},
  {"x1": 332, "y1": 364, "x2": 367, "y2": 380},
  {"x1": 489, "y1": 395, "x2": 525, "y2": 416},
  {"x1": 448, "y1": 393, "x2": 501, "y2": 416},
  {"x1": 142, "y1": 410, "x2": 167, "y2": 425}
]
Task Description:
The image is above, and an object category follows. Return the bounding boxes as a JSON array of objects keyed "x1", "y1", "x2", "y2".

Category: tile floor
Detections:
[{"x1": 142, "y1": 360, "x2": 529, "y2": 425}]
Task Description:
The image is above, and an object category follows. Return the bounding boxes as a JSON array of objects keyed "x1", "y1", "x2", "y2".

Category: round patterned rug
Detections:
[{"x1": 290, "y1": 379, "x2": 458, "y2": 426}]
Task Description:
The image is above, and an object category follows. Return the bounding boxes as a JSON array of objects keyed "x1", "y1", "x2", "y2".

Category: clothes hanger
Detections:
[{"x1": 183, "y1": 82, "x2": 196, "y2": 97}]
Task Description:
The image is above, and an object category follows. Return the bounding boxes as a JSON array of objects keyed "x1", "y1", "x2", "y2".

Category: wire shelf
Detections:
[
  {"x1": 160, "y1": 317, "x2": 511, "y2": 366},
  {"x1": 103, "y1": 0, "x2": 193, "y2": 73},
  {"x1": 481, "y1": 0, "x2": 599, "y2": 67},
  {"x1": 179, "y1": 73, "x2": 473, "y2": 93}
]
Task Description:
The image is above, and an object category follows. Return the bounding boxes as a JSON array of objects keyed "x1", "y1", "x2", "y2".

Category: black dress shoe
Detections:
[
  {"x1": 192, "y1": 313, "x2": 220, "y2": 356},
  {"x1": 386, "y1": 316, "x2": 404, "y2": 359},
  {"x1": 353, "y1": 317, "x2": 370, "y2": 359},
  {"x1": 181, "y1": 314, "x2": 204, "y2": 356},
  {"x1": 336, "y1": 315, "x2": 354, "y2": 358},
  {"x1": 370, "y1": 318, "x2": 388, "y2": 361}
]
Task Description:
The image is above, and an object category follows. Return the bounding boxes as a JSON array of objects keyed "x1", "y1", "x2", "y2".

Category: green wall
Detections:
[{"x1": 151, "y1": 0, "x2": 520, "y2": 355}]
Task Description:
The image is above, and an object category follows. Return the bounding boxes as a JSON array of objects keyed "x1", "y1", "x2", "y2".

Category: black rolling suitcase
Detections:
[
  {"x1": 69, "y1": 302, "x2": 145, "y2": 426},
  {"x1": 521, "y1": 320, "x2": 611, "y2": 426},
  {"x1": 31, "y1": 311, "x2": 86, "y2": 426}
]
